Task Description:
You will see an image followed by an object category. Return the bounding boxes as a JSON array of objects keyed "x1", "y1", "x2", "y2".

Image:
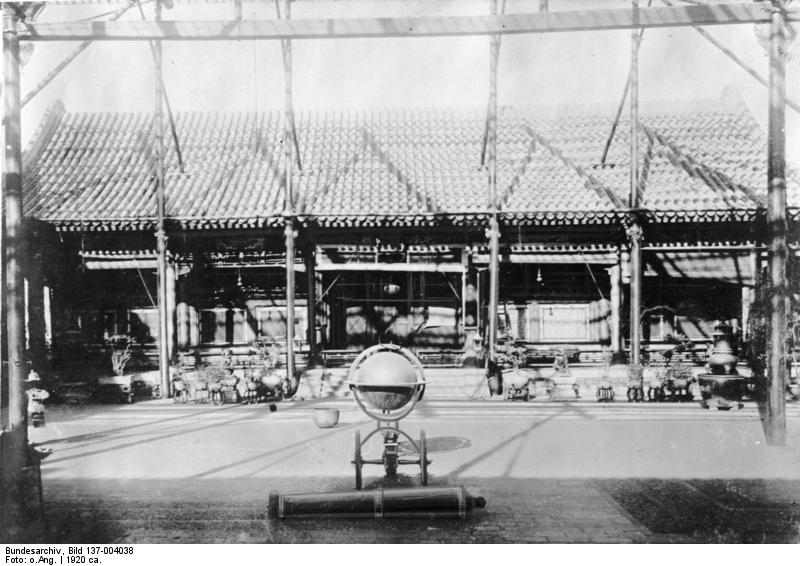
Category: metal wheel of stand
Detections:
[
  {"x1": 385, "y1": 453, "x2": 398, "y2": 476},
  {"x1": 353, "y1": 430, "x2": 363, "y2": 490},
  {"x1": 419, "y1": 429, "x2": 428, "y2": 486}
]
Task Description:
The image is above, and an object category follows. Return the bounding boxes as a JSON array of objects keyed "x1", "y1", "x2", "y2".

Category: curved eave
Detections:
[
  {"x1": 640, "y1": 208, "x2": 763, "y2": 224},
  {"x1": 500, "y1": 210, "x2": 619, "y2": 226},
  {"x1": 40, "y1": 206, "x2": 783, "y2": 232},
  {"x1": 44, "y1": 216, "x2": 287, "y2": 232},
  {"x1": 299, "y1": 212, "x2": 488, "y2": 229}
]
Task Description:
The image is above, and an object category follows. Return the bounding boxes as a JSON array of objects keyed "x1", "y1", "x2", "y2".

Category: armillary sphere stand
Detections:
[{"x1": 347, "y1": 344, "x2": 431, "y2": 490}]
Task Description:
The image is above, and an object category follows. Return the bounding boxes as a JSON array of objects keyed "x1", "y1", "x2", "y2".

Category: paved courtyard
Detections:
[{"x1": 8, "y1": 397, "x2": 800, "y2": 543}]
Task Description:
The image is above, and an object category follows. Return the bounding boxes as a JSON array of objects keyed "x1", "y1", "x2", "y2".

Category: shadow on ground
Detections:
[
  {"x1": 596, "y1": 478, "x2": 800, "y2": 543},
  {"x1": 3, "y1": 476, "x2": 800, "y2": 544}
]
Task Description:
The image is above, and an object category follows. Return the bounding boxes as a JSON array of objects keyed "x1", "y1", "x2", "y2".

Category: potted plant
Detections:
[
  {"x1": 97, "y1": 335, "x2": 137, "y2": 403},
  {"x1": 110, "y1": 334, "x2": 133, "y2": 376}
]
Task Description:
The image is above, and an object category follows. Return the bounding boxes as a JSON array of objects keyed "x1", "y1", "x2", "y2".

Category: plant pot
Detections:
[
  {"x1": 262, "y1": 373, "x2": 282, "y2": 389},
  {"x1": 312, "y1": 407, "x2": 340, "y2": 428},
  {"x1": 506, "y1": 369, "x2": 531, "y2": 390}
]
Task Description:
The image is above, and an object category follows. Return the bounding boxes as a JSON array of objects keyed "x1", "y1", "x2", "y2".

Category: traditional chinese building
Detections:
[{"x1": 18, "y1": 94, "x2": 800, "y2": 379}]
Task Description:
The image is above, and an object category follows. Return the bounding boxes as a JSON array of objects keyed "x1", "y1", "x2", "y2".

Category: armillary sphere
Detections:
[{"x1": 347, "y1": 344, "x2": 431, "y2": 490}]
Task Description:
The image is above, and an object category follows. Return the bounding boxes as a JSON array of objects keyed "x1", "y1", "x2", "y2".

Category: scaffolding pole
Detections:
[
  {"x1": 282, "y1": 0, "x2": 297, "y2": 392},
  {"x1": 1, "y1": 6, "x2": 28, "y2": 524},
  {"x1": 21, "y1": 0, "x2": 136, "y2": 108},
  {"x1": 661, "y1": 0, "x2": 800, "y2": 116},
  {"x1": 154, "y1": 0, "x2": 170, "y2": 398},
  {"x1": 18, "y1": 4, "x2": 786, "y2": 42},
  {"x1": 486, "y1": 0, "x2": 500, "y2": 383},
  {"x1": 628, "y1": 0, "x2": 643, "y2": 369},
  {"x1": 765, "y1": 0, "x2": 787, "y2": 446}
]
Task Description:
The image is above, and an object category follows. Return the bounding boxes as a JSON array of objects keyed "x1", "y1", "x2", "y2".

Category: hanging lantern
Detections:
[{"x1": 383, "y1": 283, "x2": 401, "y2": 296}]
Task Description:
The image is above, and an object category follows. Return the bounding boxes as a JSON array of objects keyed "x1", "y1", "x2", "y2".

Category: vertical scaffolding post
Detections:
[
  {"x1": 1, "y1": 6, "x2": 28, "y2": 522},
  {"x1": 765, "y1": 0, "x2": 787, "y2": 446},
  {"x1": 282, "y1": 0, "x2": 297, "y2": 389},
  {"x1": 154, "y1": 0, "x2": 170, "y2": 398},
  {"x1": 486, "y1": 0, "x2": 501, "y2": 377},
  {"x1": 628, "y1": 0, "x2": 643, "y2": 369},
  {"x1": 284, "y1": 221, "x2": 296, "y2": 384}
]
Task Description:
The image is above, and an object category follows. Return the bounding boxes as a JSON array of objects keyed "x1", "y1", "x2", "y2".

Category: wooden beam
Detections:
[
  {"x1": 21, "y1": 0, "x2": 135, "y2": 107},
  {"x1": 314, "y1": 262, "x2": 464, "y2": 273},
  {"x1": 662, "y1": 0, "x2": 800, "y2": 117},
  {"x1": 600, "y1": 0, "x2": 651, "y2": 164},
  {"x1": 629, "y1": 0, "x2": 643, "y2": 369},
  {"x1": 1, "y1": 5, "x2": 29, "y2": 524},
  {"x1": 154, "y1": 0, "x2": 171, "y2": 399},
  {"x1": 18, "y1": 4, "x2": 787, "y2": 42},
  {"x1": 282, "y1": 0, "x2": 298, "y2": 394},
  {"x1": 765, "y1": 0, "x2": 787, "y2": 447},
  {"x1": 486, "y1": 0, "x2": 501, "y2": 386}
]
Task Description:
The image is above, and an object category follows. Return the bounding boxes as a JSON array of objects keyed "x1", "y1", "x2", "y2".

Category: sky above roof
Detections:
[{"x1": 15, "y1": 0, "x2": 800, "y2": 160}]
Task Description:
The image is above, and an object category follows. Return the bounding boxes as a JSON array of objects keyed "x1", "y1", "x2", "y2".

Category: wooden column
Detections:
[
  {"x1": 462, "y1": 249, "x2": 479, "y2": 363},
  {"x1": 741, "y1": 261, "x2": 754, "y2": 345},
  {"x1": 461, "y1": 250, "x2": 468, "y2": 332},
  {"x1": 43, "y1": 284, "x2": 52, "y2": 354},
  {"x1": 1, "y1": 6, "x2": 28, "y2": 522},
  {"x1": 608, "y1": 264, "x2": 622, "y2": 355},
  {"x1": 24, "y1": 261, "x2": 48, "y2": 376},
  {"x1": 305, "y1": 245, "x2": 319, "y2": 366},
  {"x1": 486, "y1": 0, "x2": 501, "y2": 374},
  {"x1": 765, "y1": 0, "x2": 787, "y2": 446},
  {"x1": 476, "y1": 266, "x2": 483, "y2": 349},
  {"x1": 628, "y1": 0, "x2": 643, "y2": 368},
  {"x1": 284, "y1": 221, "x2": 297, "y2": 383},
  {"x1": 177, "y1": 301, "x2": 190, "y2": 350},
  {"x1": 282, "y1": 0, "x2": 297, "y2": 389},
  {"x1": 176, "y1": 263, "x2": 190, "y2": 351},
  {"x1": 1, "y1": 272, "x2": 5, "y2": 430},
  {"x1": 166, "y1": 261, "x2": 176, "y2": 362},
  {"x1": 154, "y1": 0, "x2": 170, "y2": 398}
]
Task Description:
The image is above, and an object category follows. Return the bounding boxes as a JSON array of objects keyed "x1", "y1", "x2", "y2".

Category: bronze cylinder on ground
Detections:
[{"x1": 269, "y1": 486, "x2": 485, "y2": 520}]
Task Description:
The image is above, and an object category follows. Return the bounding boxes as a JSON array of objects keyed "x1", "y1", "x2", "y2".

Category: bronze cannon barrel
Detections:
[{"x1": 269, "y1": 486, "x2": 485, "y2": 520}]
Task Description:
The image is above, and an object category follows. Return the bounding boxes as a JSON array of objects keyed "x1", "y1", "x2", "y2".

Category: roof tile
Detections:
[{"x1": 21, "y1": 98, "x2": 794, "y2": 230}]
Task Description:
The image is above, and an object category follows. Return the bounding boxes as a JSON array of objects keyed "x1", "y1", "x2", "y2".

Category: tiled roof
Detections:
[{"x1": 21, "y1": 97, "x2": 798, "y2": 231}]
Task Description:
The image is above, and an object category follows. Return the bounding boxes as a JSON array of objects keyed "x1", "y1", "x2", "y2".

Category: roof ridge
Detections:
[
  {"x1": 22, "y1": 99, "x2": 65, "y2": 171},
  {"x1": 40, "y1": 98, "x2": 755, "y2": 122}
]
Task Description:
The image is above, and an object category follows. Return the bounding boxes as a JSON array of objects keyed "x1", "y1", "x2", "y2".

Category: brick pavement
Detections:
[
  {"x1": 4, "y1": 398, "x2": 800, "y2": 543},
  {"x1": 17, "y1": 477, "x2": 800, "y2": 543}
]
